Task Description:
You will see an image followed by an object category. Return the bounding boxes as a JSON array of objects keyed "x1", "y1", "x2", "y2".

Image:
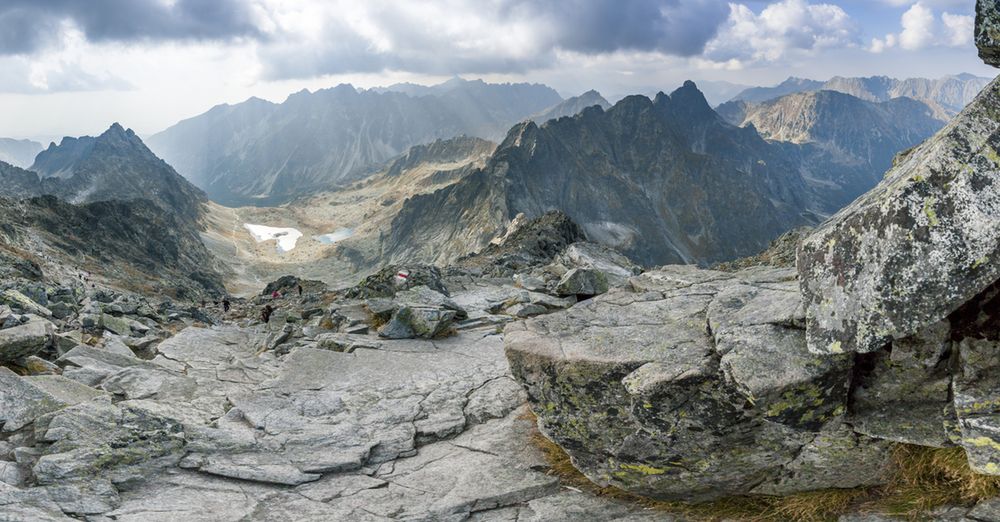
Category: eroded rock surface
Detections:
[
  {"x1": 799, "y1": 75, "x2": 1000, "y2": 355},
  {"x1": 0, "y1": 265, "x2": 668, "y2": 520},
  {"x1": 506, "y1": 265, "x2": 894, "y2": 501}
]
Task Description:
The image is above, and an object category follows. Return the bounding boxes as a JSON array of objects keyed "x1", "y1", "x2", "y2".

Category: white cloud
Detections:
[
  {"x1": 942, "y1": 12, "x2": 974, "y2": 47},
  {"x1": 870, "y1": 2, "x2": 975, "y2": 53},
  {"x1": 700, "y1": 0, "x2": 857, "y2": 67},
  {"x1": 875, "y1": 0, "x2": 972, "y2": 7},
  {"x1": 869, "y1": 34, "x2": 897, "y2": 53},
  {"x1": 898, "y1": 2, "x2": 936, "y2": 50}
]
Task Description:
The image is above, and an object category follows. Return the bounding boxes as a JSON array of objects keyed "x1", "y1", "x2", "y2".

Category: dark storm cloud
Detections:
[
  {"x1": 0, "y1": 0, "x2": 263, "y2": 55},
  {"x1": 509, "y1": 0, "x2": 731, "y2": 57},
  {"x1": 260, "y1": 0, "x2": 731, "y2": 80}
]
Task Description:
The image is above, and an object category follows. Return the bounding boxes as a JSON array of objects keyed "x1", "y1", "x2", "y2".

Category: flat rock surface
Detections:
[{"x1": 0, "y1": 316, "x2": 662, "y2": 520}]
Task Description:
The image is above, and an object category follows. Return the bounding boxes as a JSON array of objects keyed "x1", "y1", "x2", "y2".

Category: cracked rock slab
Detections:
[{"x1": 507, "y1": 266, "x2": 883, "y2": 502}]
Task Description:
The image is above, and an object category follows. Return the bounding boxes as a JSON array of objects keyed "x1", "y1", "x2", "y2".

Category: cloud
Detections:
[
  {"x1": 701, "y1": 0, "x2": 858, "y2": 66},
  {"x1": 875, "y1": 0, "x2": 970, "y2": 8},
  {"x1": 941, "y1": 12, "x2": 974, "y2": 47},
  {"x1": 0, "y1": 0, "x2": 264, "y2": 55},
  {"x1": 869, "y1": 2, "x2": 974, "y2": 52},
  {"x1": 0, "y1": 56, "x2": 132, "y2": 94},
  {"x1": 256, "y1": 0, "x2": 731, "y2": 79},
  {"x1": 898, "y1": 2, "x2": 936, "y2": 50}
]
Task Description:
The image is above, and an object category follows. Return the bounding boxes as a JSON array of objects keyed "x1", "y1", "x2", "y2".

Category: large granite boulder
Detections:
[
  {"x1": 0, "y1": 318, "x2": 53, "y2": 363},
  {"x1": 798, "y1": 75, "x2": 1000, "y2": 355},
  {"x1": 978, "y1": 0, "x2": 1000, "y2": 67},
  {"x1": 506, "y1": 266, "x2": 891, "y2": 502}
]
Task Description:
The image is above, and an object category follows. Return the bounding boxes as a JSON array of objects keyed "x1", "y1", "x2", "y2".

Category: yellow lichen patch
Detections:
[
  {"x1": 619, "y1": 463, "x2": 667, "y2": 475},
  {"x1": 983, "y1": 144, "x2": 1000, "y2": 167},
  {"x1": 923, "y1": 197, "x2": 940, "y2": 227},
  {"x1": 964, "y1": 436, "x2": 1000, "y2": 452},
  {"x1": 828, "y1": 341, "x2": 844, "y2": 354},
  {"x1": 973, "y1": 256, "x2": 990, "y2": 269}
]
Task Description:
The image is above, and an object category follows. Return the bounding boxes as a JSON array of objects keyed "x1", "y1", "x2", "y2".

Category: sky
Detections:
[{"x1": 0, "y1": 0, "x2": 995, "y2": 141}]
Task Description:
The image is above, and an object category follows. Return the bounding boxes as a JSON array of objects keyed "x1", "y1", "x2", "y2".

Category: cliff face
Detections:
[
  {"x1": 719, "y1": 90, "x2": 944, "y2": 209},
  {"x1": 383, "y1": 82, "x2": 816, "y2": 267}
]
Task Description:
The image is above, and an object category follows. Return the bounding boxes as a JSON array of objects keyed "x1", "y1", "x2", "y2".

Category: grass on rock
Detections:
[{"x1": 524, "y1": 409, "x2": 1000, "y2": 521}]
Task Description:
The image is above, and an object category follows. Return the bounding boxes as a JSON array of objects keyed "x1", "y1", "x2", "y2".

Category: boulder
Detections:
[
  {"x1": 0, "y1": 368, "x2": 104, "y2": 432},
  {"x1": 554, "y1": 268, "x2": 609, "y2": 297},
  {"x1": 554, "y1": 242, "x2": 642, "y2": 287},
  {"x1": 798, "y1": 76, "x2": 1000, "y2": 354},
  {"x1": 378, "y1": 306, "x2": 457, "y2": 339},
  {"x1": 978, "y1": 0, "x2": 1000, "y2": 67},
  {"x1": 1, "y1": 289, "x2": 52, "y2": 318},
  {"x1": 98, "y1": 313, "x2": 133, "y2": 336},
  {"x1": 506, "y1": 266, "x2": 887, "y2": 502},
  {"x1": 0, "y1": 318, "x2": 53, "y2": 362}
]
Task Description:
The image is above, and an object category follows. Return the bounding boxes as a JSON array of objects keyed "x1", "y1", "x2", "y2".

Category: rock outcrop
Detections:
[
  {"x1": 507, "y1": 266, "x2": 892, "y2": 501},
  {"x1": 798, "y1": 75, "x2": 1000, "y2": 355},
  {"x1": 505, "y1": 16, "x2": 1000, "y2": 503},
  {"x1": 978, "y1": 0, "x2": 1000, "y2": 67}
]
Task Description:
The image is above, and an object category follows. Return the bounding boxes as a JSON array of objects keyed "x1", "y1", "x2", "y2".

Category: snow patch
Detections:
[
  {"x1": 314, "y1": 228, "x2": 355, "y2": 244},
  {"x1": 244, "y1": 223, "x2": 303, "y2": 253}
]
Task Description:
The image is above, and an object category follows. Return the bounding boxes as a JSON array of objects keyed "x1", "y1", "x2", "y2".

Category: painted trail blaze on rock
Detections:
[{"x1": 798, "y1": 75, "x2": 1000, "y2": 354}]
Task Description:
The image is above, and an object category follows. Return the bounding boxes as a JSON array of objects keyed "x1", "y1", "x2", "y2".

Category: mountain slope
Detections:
[
  {"x1": 197, "y1": 135, "x2": 495, "y2": 292},
  {"x1": 381, "y1": 82, "x2": 816, "y2": 267},
  {"x1": 720, "y1": 91, "x2": 942, "y2": 167},
  {"x1": 8, "y1": 123, "x2": 208, "y2": 221},
  {"x1": 0, "y1": 195, "x2": 225, "y2": 297},
  {"x1": 530, "y1": 90, "x2": 611, "y2": 123},
  {"x1": 0, "y1": 138, "x2": 42, "y2": 168},
  {"x1": 147, "y1": 78, "x2": 561, "y2": 206}
]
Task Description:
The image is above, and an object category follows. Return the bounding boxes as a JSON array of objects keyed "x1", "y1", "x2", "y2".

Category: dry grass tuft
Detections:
[
  {"x1": 525, "y1": 411, "x2": 872, "y2": 522},
  {"x1": 524, "y1": 409, "x2": 1000, "y2": 521},
  {"x1": 873, "y1": 444, "x2": 1000, "y2": 519}
]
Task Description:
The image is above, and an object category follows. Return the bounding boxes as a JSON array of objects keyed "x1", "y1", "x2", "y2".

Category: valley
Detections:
[{"x1": 3, "y1": 10, "x2": 1000, "y2": 519}]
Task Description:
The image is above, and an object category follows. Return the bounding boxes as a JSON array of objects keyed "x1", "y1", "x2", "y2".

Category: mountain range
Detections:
[
  {"x1": 147, "y1": 78, "x2": 561, "y2": 206},
  {"x1": 377, "y1": 80, "x2": 948, "y2": 267},
  {"x1": 0, "y1": 137, "x2": 42, "y2": 168},
  {"x1": 381, "y1": 82, "x2": 819, "y2": 266},
  {"x1": 730, "y1": 74, "x2": 991, "y2": 120},
  {"x1": 530, "y1": 90, "x2": 610, "y2": 124}
]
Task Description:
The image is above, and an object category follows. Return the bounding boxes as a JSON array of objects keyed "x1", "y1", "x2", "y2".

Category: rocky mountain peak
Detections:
[{"x1": 8, "y1": 123, "x2": 207, "y2": 221}]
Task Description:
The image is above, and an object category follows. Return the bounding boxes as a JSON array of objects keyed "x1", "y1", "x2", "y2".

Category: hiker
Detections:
[
  {"x1": 261, "y1": 304, "x2": 273, "y2": 324},
  {"x1": 222, "y1": 297, "x2": 231, "y2": 313},
  {"x1": 297, "y1": 283, "x2": 303, "y2": 296},
  {"x1": 271, "y1": 290, "x2": 281, "y2": 300}
]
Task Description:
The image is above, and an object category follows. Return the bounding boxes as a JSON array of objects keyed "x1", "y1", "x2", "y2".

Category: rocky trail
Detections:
[{"x1": 0, "y1": 217, "x2": 670, "y2": 521}]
